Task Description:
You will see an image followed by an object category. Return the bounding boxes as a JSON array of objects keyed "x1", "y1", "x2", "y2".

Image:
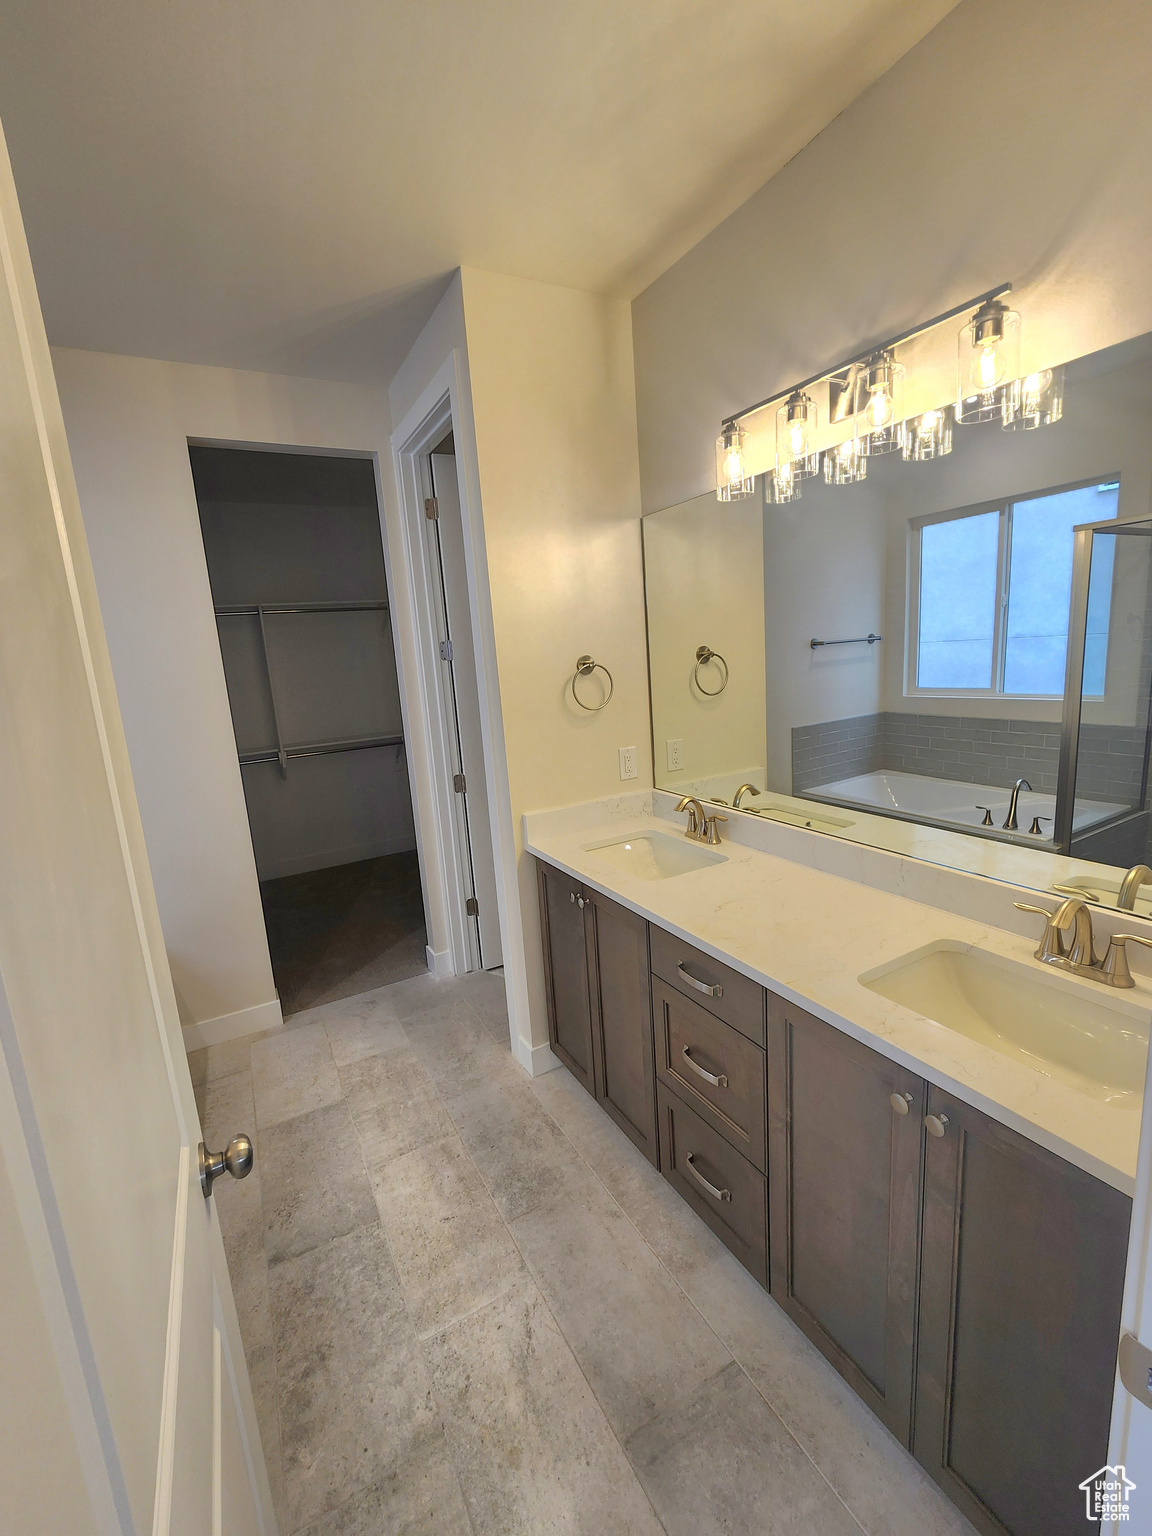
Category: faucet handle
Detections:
[
  {"x1": 1100, "y1": 932, "x2": 1152, "y2": 989},
  {"x1": 975, "y1": 805, "x2": 994, "y2": 826},
  {"x1": 1013, "y1": 901, "x2": 1065, "y2": 962},
  {"x1": 703, "y1": 812, "x2": 728, "y2": 846}
]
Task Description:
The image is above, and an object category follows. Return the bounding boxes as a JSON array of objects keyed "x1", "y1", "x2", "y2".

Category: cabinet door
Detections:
[
  {"x1": 537, "y1": 860, "x2": 595, "y2": 1094},
  {"x1": 767, "y1": 995, "x2": 924, "y2": 1444},
  {"x1": 585, "y1": 888, "x2": 658, "y2": 1164},
  {"x1": 914, "y1": 1087, "x2": 1131, "y2": 1536}
]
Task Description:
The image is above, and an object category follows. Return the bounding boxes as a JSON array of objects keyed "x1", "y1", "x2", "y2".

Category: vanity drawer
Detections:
[
  {"x1": 650, "y1": 925, "x2": 766, "y2": 1046},
  {"x1": 653, "y1": 979, "x2": 766, "y2": 1171},
  {"x1": 657, "y1": 1083, "x2": 767, "y2": 1287}
]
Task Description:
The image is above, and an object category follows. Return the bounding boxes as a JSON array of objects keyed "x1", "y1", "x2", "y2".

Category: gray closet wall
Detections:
[{"x1": 192, "y1": 447, "x2": 415, "y2": 881}]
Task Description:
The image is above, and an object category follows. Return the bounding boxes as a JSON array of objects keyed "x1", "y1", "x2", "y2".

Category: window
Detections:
[{"x1": 910, "y1": 479, "x2": 1120, "y2": 696}]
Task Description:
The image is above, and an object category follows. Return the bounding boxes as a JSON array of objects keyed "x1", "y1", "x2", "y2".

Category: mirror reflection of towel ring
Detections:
[
  {"x1": 571, "y1": 655, "x2": 614, "y2": 711},
  {"x1": 694, "y1": 645, "x2": 729, "y2": 696}
]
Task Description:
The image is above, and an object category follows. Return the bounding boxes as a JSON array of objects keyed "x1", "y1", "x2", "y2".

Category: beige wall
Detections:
[
  {"x1": 460, "y1": 269, "x2": 648, "y2": 1048},
  {"x1": 632, "y1": 0, "x2": 1152, "y2": 514},
  {"x1": 53, "y1": 349, "x2": 398, "y2": 1038}
]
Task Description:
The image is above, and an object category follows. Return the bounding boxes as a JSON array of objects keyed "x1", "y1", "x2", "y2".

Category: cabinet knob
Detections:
[
  {"x1": 890, "y1": 1092, "x2": 913, "y2": 1116},
  {"x1": 925, "y1": 1113, "x2": 949, "y2": 1138},
  {"x1": 570, "y1": 891, "x2": 586, "y2": 908}
]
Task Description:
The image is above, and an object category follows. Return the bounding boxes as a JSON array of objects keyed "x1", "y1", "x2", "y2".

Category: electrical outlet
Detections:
[
  {"x1": 619, "y1": 745, "x2": 638, "y2": 781},
  {"x1": 666, "y1": 738, "x2": 684, "y2": 772}
]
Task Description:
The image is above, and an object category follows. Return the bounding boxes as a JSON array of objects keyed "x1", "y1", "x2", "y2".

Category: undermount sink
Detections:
[
  {"x1": 860, "y1": 942, "x2": 1150, "y2": 1106},
  {"x1": 752, "y1": 803, "x2": 854, "y2": 833},
  {"x1": 584, "y1": 831, "x2": 727, "y2": 881}
]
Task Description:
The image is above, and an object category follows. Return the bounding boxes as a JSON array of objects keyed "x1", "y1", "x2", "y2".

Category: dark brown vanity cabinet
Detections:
[
  {"x1": 537, "y1": 863, "x2": 658, "y2": 1163},
  {"x1": 915, "y1": 1086, "x2": 1131, "y2": 1536},
  {"x1": 768, "y1": 993, "x2": 1131, "y2": 1536},
  {"x1": 767, "y1": 994, "x2": 925, "y2": 1442}
]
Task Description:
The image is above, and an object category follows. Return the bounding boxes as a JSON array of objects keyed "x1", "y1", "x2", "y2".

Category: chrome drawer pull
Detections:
[
  {"x1": 677, "y1": 962, "x2": 723, "y2": 998},
  {"x1": 686, "y1": 1153, "x2": 731, "y2": 1202},
  {"x1": 682, "y1": 1047, "x2": 728, "y2": 1089}
]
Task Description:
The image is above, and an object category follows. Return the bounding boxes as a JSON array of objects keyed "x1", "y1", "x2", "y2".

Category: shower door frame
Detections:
[{"x1": 1055, "y1": 511, "x2": 1152, "y2": 855}]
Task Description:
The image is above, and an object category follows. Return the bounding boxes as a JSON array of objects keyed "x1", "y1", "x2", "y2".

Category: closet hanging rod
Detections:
[
  {"x1": 238, "y1": 732, "x2": 403, "y2": 767},
  {"x1": 214, "y1": 600, "x2": 389, "y2": 617}
]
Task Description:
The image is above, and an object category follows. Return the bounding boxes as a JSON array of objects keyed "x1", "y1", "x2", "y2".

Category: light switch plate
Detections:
[
  {"x1": 619, "y1": 745, "x2": 638, "y2": 781},
  {"x1": 666, "y1": 738, "x2": 684, "y2": 772}
]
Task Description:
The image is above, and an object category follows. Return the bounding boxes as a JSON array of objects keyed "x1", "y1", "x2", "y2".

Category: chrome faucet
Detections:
[
  {"x1": 1014, "y1": 898, "x2": 1152, "y2": 987},
  {"x1": 732, "y1": 783, "x2": 761, "y2": 810},
  {"x1": 675, "y1": 796, "x2": 705, "y2": 840},
  {"x1": 1118, "y1": 865, "x2": 1152, "y2": 911},
  {"x1": 1002, "y1": 778, "x2": 1032, "y2": 831}
]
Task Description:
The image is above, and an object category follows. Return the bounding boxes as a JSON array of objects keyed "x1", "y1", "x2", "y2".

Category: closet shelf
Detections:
[
  {"x1": 239, "y1": 732, "x2": 404, "y2": 768},
  {"x1": 215, "y1": 600, "x2": 388, "y2": 616}
]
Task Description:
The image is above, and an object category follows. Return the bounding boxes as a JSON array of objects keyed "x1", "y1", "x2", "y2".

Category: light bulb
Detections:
[
  {"x1": 978, "y1": 345, "x2": 1000, "y2": 390},
  {"x1": 1022, "y1": 371, "x2": 1049, "y2": 410},
  {"x1": 715, "y1": 422, "x2": 754, "y2": 500},
  {"x1": 958, "y1": 298, "x2": 1020, "y2": 423},
  {"x1": 777, "y1": 389, "x2": 816, "y2": 473},
  {"x1": 787, "y1": 420, "x2": 806, "y2": 456},
  {"x1": 867, "y1": 387, "x2": 894, "y2": 430},
  {"x1": 723, "y1": 446, "x2": 743, "y2": 485}
]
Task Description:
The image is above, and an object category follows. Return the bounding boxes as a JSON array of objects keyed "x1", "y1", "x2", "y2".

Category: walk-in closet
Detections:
[{"x1": 191, "y1": 445, "x2": 425, "y2": 1014}]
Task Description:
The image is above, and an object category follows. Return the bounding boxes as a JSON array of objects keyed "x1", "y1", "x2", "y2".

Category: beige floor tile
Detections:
[
  {"x1": 296, "y1": 1429, "x2": 472, "y2": 1536},
  {"x1": 324, "y1": 1004, "x2": 408, "y2": 1069},
  {"x1": 402, "y1": 1001, "x2": 522, "y2": 1099},
  {"x1": 381, "y1": 971, "x2": 473, "y2": 1021},
  {"x1": 261, "y1": 1102, "x2": 378, "y2": 1265},
  {"x1": 511, "y1": 1158, "x2": 732, "y2": 1441},
  {"x1": 251, "y1": 1022, "x2": 342, "y2": 1130},
  {"x1": 426, "y1": 1279, "x2": 664, "y2": 1536},
  {"x1": 681, "y1": 1249, "x2": 978, "y2": 1536},
  {"x1": 626, "y1": 1360, "x2": 860, "y2": 1536},
  {"x1": 271, "y1": 1225, "x2": 442, "y2": 1533},
  {"x1": 340, "y1": 1047, "x2": 456, "y2": 1169},
  {"x1": 371, "y1": 1133, "x2": 525, "y2": 1338}
]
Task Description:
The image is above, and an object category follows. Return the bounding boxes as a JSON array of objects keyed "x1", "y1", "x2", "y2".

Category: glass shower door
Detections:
[{"x1": 1057, "y1": 517, "x2": 1152, "y2": 865}]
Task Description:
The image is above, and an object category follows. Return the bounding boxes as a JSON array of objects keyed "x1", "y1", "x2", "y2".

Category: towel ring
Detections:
[
  {"x1": 694, "y1": 645, "x2": 729, "y2": 696},
  {"x1": 571, "y1": 655, "x2": 614, "y2": 711}
]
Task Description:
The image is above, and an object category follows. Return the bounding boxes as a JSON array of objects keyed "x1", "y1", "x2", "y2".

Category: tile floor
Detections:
[{"x1": 190, "y1": 969, "x2": 978, "y2": 1536}]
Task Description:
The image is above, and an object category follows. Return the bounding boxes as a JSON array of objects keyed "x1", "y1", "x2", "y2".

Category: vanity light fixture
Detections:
[
  {"x1": 715, "y1": 421, "x2": 755, "y2": 500},
  {"x1": 776, "y1": 390, "x2": 821, "y2": 479},
  {"x1": 1002, "y1": 365, "x2": 1065, "y2": 430},
  {"x1": 766, "y1": 459, "x2": 802, "y2": 503},
  {"x1": 855, "y1": 350, "x2": 905, "y2": 454},
  {"x1": 957, "y1": 296, "x2": 1021, "y2": 423},
  {"x1": 824, "y1": 437, "x2": 867, "y2": 485},
  {"x1": 902, "y1": 405, "x2": 954, "y2": 461}
]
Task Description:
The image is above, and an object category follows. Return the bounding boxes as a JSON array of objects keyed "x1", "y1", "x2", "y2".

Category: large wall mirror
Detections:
[{"x1": 644, "y1": 330, "x2": 1152, "y2": 915}]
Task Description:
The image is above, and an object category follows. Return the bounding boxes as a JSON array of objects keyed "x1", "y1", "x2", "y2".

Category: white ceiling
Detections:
[{"x1": 0, "y1": 0, "x2": 959, "y2": 384}]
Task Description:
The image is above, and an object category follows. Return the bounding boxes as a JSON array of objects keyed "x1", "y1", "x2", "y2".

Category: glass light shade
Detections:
[
  {"x1": 715, "y1": 422, "x2": 754, "y2": 500},
  {"x1": 1002, "y1": 365, "x2": 1065, "y2": 430},
  {"x1": 776, "y1": 389, "x2": 820, "y2": 479},
  {"x1": 902, "y1": 405, "x2": 954, "y2": 461},
  {"x1": 766, "y1": 460, "x2": 802, "y2": 503},
  {"x1": 854, "y1": 351, "x2": 906, "y2": 454},
  {"x1": 824, "y1": 438, "x2": 867, "y2": 486},
  {"x1": 957, "y1": 298, "x2": 1021, "y2": 423}
]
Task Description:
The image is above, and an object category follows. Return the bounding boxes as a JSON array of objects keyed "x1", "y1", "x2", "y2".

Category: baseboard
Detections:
[
  {"x1": 512, "y1": 1035, "x2": 562, "y2": 1077},
  {"x1": 426, "y1": 945, "x2": 454, "y2": 979},
  {"x1": 255, "y1": 835, "x2": 418, "y2": 882},
  {"x1": 182, "y1": 997, "x2": 284, "y2": 1052}
]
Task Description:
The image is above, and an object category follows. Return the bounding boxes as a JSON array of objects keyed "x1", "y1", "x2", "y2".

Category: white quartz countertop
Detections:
[{"x1": 523, "y1": 799, "x2": 1150, "y2": 1195}]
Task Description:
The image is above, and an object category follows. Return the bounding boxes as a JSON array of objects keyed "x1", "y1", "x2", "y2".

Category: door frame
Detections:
[{"x1": 389, "y1": 354, "x2": 529, "y2": 1051}]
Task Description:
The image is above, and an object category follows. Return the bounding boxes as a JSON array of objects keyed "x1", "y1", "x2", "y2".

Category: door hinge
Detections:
[
  {"x1": 453, "y1": 772, "x2": 466, "y2": 793},
  {"x1": 424, "y1": 496, "x2": 439, "y2": 520},
  {"x1": 465, "y1": 896, "x2": 479, "y2": 917},
  {"x1": 439, "y1": 639, "x2": 453, "y2": 661}
]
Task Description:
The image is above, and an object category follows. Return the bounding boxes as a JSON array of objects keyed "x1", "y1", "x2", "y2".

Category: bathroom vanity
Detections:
[{"x1": 529, "y1": 795, "x2": 1142, "y2": 1536}]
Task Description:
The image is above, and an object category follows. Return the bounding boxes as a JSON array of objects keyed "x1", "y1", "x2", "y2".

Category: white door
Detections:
[
  {"x1": 0, "y1": 121, "x2": 275, "y2": 1536},
  {"x1": 428, "y1": 451, "x2": 502, "y2": 969}
]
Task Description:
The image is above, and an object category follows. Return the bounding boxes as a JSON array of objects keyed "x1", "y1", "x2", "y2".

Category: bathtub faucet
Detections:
[{"x1": 1002, "y1": 778, "x2": 1032, "y2": 832}]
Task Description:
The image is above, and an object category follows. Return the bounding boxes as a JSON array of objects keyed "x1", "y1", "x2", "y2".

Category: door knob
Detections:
[{"x1": 199, "y1": 1134, "x2": 254, "y2": 1197}]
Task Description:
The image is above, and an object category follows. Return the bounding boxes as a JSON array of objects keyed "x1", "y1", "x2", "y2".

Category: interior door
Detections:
[
  {"x1": 0, "y1": 120, "x2": 274, "y2": 1535},
  {"x1": 428, "y1": 450, "x2": 502, "y2": 968}
]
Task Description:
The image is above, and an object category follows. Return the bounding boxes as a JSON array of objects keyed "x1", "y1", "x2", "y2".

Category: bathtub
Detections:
[{"x1": 805, "y1": 769, "x2": 1125, "y2": 838}]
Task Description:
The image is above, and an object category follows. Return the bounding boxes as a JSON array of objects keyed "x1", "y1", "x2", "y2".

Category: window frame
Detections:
[{"x1": 905, "y1": 474, "x2": 1121, "y2": 701}]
